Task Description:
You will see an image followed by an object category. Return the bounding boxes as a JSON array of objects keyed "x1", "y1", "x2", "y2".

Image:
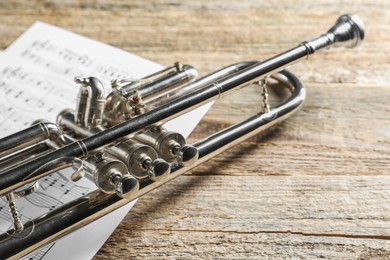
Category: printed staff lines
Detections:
[
  {"x1": 0, "y1": 66, "x2": 77, "y2": 115},
  {"x1": 39, "y1": 172, "x2": 90, "y2": 200},
  {"x1": 26, "y1": 39, "x2": 135, "y2": 82},
  {"x1": 22, "y1": 243, "x2": 55, "y2": 260}
]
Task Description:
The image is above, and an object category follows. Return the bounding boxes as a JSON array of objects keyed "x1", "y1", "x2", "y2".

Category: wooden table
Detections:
[{"x1": 1, "y1": 1, "x2": 390, "y2": 259}]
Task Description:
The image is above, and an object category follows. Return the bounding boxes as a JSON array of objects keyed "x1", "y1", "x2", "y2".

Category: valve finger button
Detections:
[
  {"x1": 147, "y1": 158, "x2": 171, "y2": 182},
  {"x1": 115, "y1": 175, "x2": 139, "y2": 200},
  {"x1": 177, "y1": 144, "x2": 199, "y2": 167}
]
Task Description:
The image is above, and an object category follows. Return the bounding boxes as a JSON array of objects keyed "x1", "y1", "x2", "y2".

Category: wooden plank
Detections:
[
  {"x1": 118, "y1": 174, "x2": 390, "y2": 235},
  {"x1": 98, "y1": 231, "x2": 390, "y2": 259},
  {"x1": 98, "y1": 174, "x2": 390, "y2": 258}
]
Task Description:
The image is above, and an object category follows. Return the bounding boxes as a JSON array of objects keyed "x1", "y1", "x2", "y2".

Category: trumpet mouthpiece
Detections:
[{"x1": 327, "y1": 14, "x2": 365, "y2": 48}]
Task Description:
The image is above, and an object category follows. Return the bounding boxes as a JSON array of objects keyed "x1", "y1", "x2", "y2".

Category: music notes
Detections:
[
  {"x1": 0, "y1": 171, "x2": 92, "y2": 231},
  {"x1": 21, "y1": 40, "x2": 133, "y2": 80}
]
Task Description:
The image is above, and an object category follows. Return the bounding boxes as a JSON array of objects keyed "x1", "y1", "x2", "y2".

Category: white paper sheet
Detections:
[{"x1": 0, "y1": 22, "x2": 211, "y2": 259}]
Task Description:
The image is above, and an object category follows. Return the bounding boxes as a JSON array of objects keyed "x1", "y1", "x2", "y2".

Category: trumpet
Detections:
[{"x1": 0, "y1": 14, "x2": 364, "y2": 258}]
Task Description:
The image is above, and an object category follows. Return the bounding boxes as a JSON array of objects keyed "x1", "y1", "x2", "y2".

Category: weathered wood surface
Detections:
[{"x1": 1, "y1": 0, "x2": 390, "y2": 259}]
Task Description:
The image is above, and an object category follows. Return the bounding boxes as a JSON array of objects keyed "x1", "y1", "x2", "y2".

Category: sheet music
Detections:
[{"x1": 0, "y1": 22, "x2": 212, "y2": 259}]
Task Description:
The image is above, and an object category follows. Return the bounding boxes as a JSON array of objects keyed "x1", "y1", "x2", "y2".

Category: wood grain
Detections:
[{"x1": 0, "y1": 0, "x2": 389, "y2": 259}]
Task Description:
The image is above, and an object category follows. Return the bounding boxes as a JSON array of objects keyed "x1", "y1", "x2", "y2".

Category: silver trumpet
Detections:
[{"x1": 0, "y1": 14, "x2": 364, "y2": 258}]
